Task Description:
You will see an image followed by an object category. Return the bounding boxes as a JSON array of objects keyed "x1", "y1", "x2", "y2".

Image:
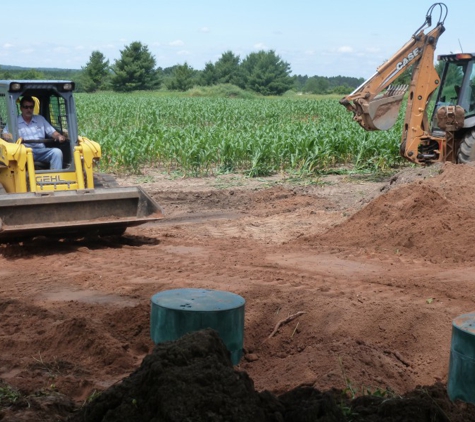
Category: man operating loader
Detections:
[{"x1": 1, "y1": 96, "x2": 66, "y2": 170}]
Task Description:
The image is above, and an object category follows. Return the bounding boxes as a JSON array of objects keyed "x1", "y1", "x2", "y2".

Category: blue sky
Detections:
[{"x1": 1, "y1": 0, "x2": 473, "y2": 78}]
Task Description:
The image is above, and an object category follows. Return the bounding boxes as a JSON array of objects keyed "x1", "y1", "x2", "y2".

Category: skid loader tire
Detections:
[
  {"x1": 457, "y1": 129, "x2": 475, "y2": 164},
  {"x1": 93, "y1": 172, "x2": 120, "y2": 189}
]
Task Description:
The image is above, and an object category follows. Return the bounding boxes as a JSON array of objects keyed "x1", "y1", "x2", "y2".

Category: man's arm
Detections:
[
  {"x1": 51, "y1": 130, "x2": 66, "y2": 142},
  {"x1": 40, "y1": 115, "x2": 66, "y2": 142},
  {"x1": 1, "y1": 127, "x2": 12, "y2": 142}
]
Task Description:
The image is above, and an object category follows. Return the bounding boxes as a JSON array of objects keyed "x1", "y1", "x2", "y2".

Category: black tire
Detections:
[
  {"x1": 457, "y1": 129, "x2": 475, "y2": 163},
  {"x1": 93, "y1": 173, "x2": 120, "y2": 189}
]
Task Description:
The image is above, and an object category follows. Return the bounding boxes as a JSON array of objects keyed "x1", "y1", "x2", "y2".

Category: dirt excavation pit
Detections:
[{"x1": 2, "y1": 162, "x2": 475, "y2": 420}]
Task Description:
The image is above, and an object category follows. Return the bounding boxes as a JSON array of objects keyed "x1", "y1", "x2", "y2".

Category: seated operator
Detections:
[{"x1": 1, "y1": 96, "x2": 66, "y2": 170}]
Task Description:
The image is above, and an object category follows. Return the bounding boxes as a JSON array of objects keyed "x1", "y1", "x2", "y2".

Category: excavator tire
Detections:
[{"x1": 457, "y1": 129, "x2": 475, "y2": 164}]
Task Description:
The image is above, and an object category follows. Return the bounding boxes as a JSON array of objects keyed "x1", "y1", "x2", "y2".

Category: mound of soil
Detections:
[
  {"x1": 68, "y1": 329, "x2": 475, "y2": 422},
  {"x1": 307, "y1": 163, "x2": 475, "y2": 264}
]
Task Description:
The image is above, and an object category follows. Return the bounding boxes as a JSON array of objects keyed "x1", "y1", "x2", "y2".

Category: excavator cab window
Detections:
[
  {"x1": 466, "y1": 70, "x2": 475, "y2": 115},
  {"x1": 437, "y1": 63, "x2": 464, "y2": 106},
  {"x1": 431, "y1": 58, "x2": 475, "y2": 131}
]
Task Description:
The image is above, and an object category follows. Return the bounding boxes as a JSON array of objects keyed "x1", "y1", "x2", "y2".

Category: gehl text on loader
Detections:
[
  {"x1": 0, "y1": 80, "x2": 163, "y2": 240},
  {"x1": 340, "y1": 3, "x2": 475, "y2": 165}
]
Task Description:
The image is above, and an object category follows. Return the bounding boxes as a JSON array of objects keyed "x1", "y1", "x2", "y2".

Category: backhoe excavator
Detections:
[
  {"x1": 0, "y1": 80, "x2": 163, "y2": 240},
  {"x1": 340, "y1": 3, "x2": 475, "y2": 165}
]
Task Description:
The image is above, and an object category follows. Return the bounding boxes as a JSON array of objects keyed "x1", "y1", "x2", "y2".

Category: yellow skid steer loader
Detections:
[{"x1": 0, "y1": 80, "x2": 163, "y2": 240}]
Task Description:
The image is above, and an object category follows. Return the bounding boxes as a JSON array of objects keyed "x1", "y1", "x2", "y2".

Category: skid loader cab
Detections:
[
  {"x1": 0, "y1": 80, "x2": 86, "y2": 193},
  {"x1": 0, "y1": 80, "x2": 163, "y2": 240}
]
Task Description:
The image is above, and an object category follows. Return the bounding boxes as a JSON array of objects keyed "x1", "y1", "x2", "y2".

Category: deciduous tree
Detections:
[{"x1": 304, "y1": 76, "x2": 329, "y2": 94}]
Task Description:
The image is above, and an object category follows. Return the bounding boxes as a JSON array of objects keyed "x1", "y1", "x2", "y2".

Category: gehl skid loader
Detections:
[
  {"x1": 340, "y1": 3, "x2": 475, "y2": 165},
  {"x1": 0, "y1": 80, "x2": 163, "y2": 240}
]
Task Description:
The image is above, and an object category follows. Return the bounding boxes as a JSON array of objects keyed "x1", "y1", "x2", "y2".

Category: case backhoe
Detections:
[
  {"x1": 0, "y1": 80, "x2": 163, "y2": 240},
  {"x1": 340, "y1": 3, "x2": 475, "y2": 165}
]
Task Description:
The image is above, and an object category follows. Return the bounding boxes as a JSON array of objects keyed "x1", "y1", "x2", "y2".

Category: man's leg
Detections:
[{"x1": 33, "y1": 148, "x2": 63, "y2": 170}]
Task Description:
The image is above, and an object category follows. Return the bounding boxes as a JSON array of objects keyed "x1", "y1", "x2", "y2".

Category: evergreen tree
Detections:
[
  {"x1": 111, "y1": 42, "x2": 160, "y2": 92},
  {"x1": 200, "y1": 62, "x2": 218, "y2": 86},
  {"x1": 166, "y1": 62, "x2": 196, "y2": 91},
  {"x1": 240, "y1": 50, "x2": 293, "y2": 95},
  {"x1": 214, "y1": 51, "x2": 242, "y2": 85},
  {"x1": 82, "y1": 51, "x2": 110, "y2": 92}
]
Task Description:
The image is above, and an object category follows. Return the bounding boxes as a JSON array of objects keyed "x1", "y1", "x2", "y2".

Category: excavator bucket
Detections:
[
  {"x1": 363, "y1": 85, "x2": 408, "y2": 131},
  {"x1": 0, "y1": 186, "x2": 163, "y2": 240}
]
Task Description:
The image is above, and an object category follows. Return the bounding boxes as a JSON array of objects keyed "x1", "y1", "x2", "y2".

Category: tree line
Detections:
[{"x1": 0, "y1": 41, "x2": 364, "y2": 96}]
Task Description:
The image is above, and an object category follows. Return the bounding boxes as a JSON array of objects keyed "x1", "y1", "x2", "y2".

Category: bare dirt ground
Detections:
[{"x1": 1, "y1": 162, "x2": 475, "y2": 420}]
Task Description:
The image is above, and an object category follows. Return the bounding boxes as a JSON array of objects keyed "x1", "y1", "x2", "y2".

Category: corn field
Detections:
[{"x1": 75, "y1": 92, "x2": 405, "y2": 176}]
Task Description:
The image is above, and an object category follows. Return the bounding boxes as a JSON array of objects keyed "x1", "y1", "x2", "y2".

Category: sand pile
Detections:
[{"x1": 310, "y1": 163, "x2": 475, "y2": 263}]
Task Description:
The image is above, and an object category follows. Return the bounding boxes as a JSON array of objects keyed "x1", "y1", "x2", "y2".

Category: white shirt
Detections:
[{"x1": 3, "y1": 114, "x2": 56, "y2": 148}]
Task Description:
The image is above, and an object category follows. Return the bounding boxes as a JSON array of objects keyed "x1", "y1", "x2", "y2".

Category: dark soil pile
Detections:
[
  {"x1": 68, "y1": 329, "x2": 475, "y2": 422},
  {"x1": 307, "y1": 163, "x2": 475, "y2": 264}
]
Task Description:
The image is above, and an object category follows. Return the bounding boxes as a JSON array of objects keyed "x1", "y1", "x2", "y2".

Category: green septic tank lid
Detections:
[
  {"x1": 151, "y1": 288, "x2": 245, "y2": 312},
  {"x1": 453, "y1": 313, "x2": 475, "y2": 335},
  {"x1": 150, "y1": 288, "x2": 246, "y2": 365}
]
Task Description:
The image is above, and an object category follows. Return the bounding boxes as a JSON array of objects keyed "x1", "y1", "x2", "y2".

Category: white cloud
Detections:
[
  {"x1": 253, "y1": 42, "x2": 267, "y2": 49},
  {"x1": 177, "y1": 50, "x2": 190, "y2": 56},
  {"x1": 169, "y1": 40, "x2": 184, "y2": 47},
  {"x1": 337, "y1": 46, "x2": 354, "y2": 53},
  {"x1": 3, "y1": 43, "x2": 13, "y2": 49},
  {"x1": 199, "y1": 27, "x2": 210, "y2": 33}
]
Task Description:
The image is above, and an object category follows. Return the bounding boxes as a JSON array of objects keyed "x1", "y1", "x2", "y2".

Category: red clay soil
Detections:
[{"x1": 1, "y1": 162, "x2": 475, "y2": 421}]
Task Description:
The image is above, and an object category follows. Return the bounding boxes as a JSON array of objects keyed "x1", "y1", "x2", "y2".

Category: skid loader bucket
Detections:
[
  {"x1": 360, "y1": 85, "x2": 408, "y2": 131},
  {"x1": 0, "y1": 186, "x2": 163, "y2": 240}
]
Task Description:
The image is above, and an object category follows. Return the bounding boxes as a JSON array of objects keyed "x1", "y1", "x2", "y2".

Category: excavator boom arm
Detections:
[{"x1": 340, "y1": 3, "x2": 448, "y2": 163}]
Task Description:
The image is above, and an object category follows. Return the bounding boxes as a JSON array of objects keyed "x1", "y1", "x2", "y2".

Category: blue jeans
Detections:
[{"x1": 32, "y1": 147, "x2": 63, "y2": 170}]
